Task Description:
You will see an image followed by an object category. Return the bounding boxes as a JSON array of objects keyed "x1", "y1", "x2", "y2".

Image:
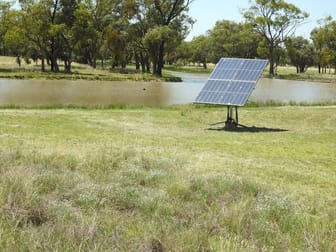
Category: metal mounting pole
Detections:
[
  {"x1": 235, "y1": 106, "x2": 239, "y2": 125},
  {"x1": 225, "y1": 105, "x2": 238, "y2": 129},
  {"x1": 227, "y1": 106, "x2": 230, "y2": 122}
]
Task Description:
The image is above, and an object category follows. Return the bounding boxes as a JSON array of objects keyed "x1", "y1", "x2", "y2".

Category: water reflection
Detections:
[
  {"x1": 0, "y1": 73, "x2": 335, "y2": 106},
  {"x1": 252, "y1": 78, "x2": 336, "y2": 103}
]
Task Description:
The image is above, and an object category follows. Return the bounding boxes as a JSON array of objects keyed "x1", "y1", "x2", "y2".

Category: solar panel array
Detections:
[{"x1": 194, "y1": 58, "x2": 268, "y2": 106}]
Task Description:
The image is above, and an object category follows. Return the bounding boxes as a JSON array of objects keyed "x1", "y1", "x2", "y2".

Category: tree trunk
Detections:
[
  {"x1": 65, "y1": 51, "x2": 72, "y2": 73},
  {"x1": 300, "y1": 65, "x2": 305, "y2": 73},
  {"x1": 139, "y1": 52, "x2": 146, "y2": 73},
  {"x1": 64, "y1": 59, "x2": 72, "y2": 73},
  {"x1": 202, "y1": 58, "x2": 207, "y2": 69},
  {"x1": 268, "y1": 44, "x2": 275, "y2": 75},
  {"x1": 135, "y1": 53, "x2": 140, "y2": 71},
  {"x1": 50, "y1": 1, "x2": 59, "y2": 73},
  {"x1": 50, "y1": 57, "x2": 59, "y2": 72},
  {"x1": 50, "y1": 38, "x2": 59, "y2": 72},
  {"x1": 146, "y1": 58, "x2": 150, "y2": 73},
  {"x1": 91, "y1": 55, "x2": 97, "y2": 69},
  {"x1": 92, "y1": 43, "x2": 97, "y2": 69},
  {"x1": 152, "y1": 57, "x2": 158, "y2": 75},
  {"x1": 41, "y1": 58, "x2": 45, "y2": 72},
  {"x1": 155, "y1": 42, "x2": 165, "y2": 77},
  {"x1": 121, "y1": 61, "x2": 126, "y2": 73}
]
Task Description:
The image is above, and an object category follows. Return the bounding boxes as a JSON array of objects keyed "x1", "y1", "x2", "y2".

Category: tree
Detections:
[
  {"x1": 55, "y1": 0, "x2": 80, "y2": 72},
  {"x1": 244, "y1": 0, "x2": 308, "y2": 75},
  {"x1": 286, "y1": 36, "x2": 314, "y2": 73},
  {"x1": 87, "y1": 0, "x2": 137, "y2": 70},
  {"x1": 80, "y1": 0, "x2": 118, "y2": 68},
  {"x1": 311, "y1": 17, "x2": 336, "y2": 74},
  {"x1": 207, "y1": 20, "x2": 261, "y2": 63},
  {"x1": 167, "y1": 41, "x2": 191, "y2": 65},
  {"x1": 189, "y1": 35, "x2": 210, "y2": 68},
  {"x1": 71, "y1": 2, "x2": 99, "y2": 67},
  {"x1": 0, "y1": 0, "x2": 194, "y2": 76},
  {"x1": 19, "y1": 0, "x2": 53, "y2": 71},
  {"x1": 140, "y1": 0, "x2": 194, "y2": 76},
  {"x1": 2, "y1": 10, "x2": 28, "y2": 65},
  {"x1": 143, "y1": 25, "x2": 173, "y2": 74},
  {"x1": 0, "y1": 0, "x2": 12, "y2": 55},
  {"x1": 257, "y1": 38, "x2": 286, "y2": 73}
]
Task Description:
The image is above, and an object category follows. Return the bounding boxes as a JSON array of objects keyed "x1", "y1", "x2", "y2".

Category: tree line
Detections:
[
  {"x1": 184, "y1": 16, "x2": 336, "y2": 75},
  {"x1": 184, "y1": 1, "x2": 336, "y2": 75},
  {"x1": 0, "y1": 0, "x2": 194, "y2": 77},
  {"x1": 0, "y1": 0, "x2": 335, "y2": 76}
]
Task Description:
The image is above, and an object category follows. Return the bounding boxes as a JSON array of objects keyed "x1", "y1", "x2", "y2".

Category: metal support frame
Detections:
[{"x1": 225, "y1": 105, "x2": 239, "y2": 129}]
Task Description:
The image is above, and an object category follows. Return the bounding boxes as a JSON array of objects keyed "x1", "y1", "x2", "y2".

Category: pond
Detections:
[{"x1": 0, "y1": 72, "x2": 335, "y2": 106}]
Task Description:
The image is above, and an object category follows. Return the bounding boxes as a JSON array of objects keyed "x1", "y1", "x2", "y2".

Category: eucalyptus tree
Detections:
[
  {"x1": 129, "y1": 0, "x2": 155, "y2": 73},
  {"x1": 78, "y1": 0, "x2": 118, "y2": 68},
  {"x1": 143, "y1": 25, "x2": 175, "y2": 73},
  {"x1": 0, "y1": 0, "x2": 12, "y2": 55},
  {"x1": 189, "y1": 35, "x2": 210, "y2": 68},
  {"x1": 56, "y1": 0, "x2": 81, "y2": 72},
  {"x1": 18, "y1": 0, "x2": 53, "y2": 71},
  {"x1": 18, "y1": 0, "x2": 65, "y2": 72},
  {"x1": 17, "y1": 0, "x2": 81, "y2": 72},
  {"x1": 244, "y1": 0, "x2": 308, "y2": 75},
  {"x1": 167, "y1": 40, "x2": 191, "y2": 65},
  {"x1": 103, "y1": 0, "x2": 137, "y2": 71},
  {"x1": 46, "y1": 0, "x2": 61, "y2": 72},
  {"x1": 285, "y1": 36, "x2": 314, "y2": 73},
  {"x1": 208, "y1": 20, "x2": 240, "y2": 62},
  {"x1": 207, "y1": 20, "x2": 261, "y2": 63},
  {"x1": 311, "y1": 17, "x2": 336, "y2": 74},
  {"x1": 2, "y1": 9, "x2": 27, "y2": 65},
  {"x1": 137, "y1": 0, "x2": 194, "y2": 76},
  {"x1": 71, "y1": 2, "x2": 99, "y2": 67}
]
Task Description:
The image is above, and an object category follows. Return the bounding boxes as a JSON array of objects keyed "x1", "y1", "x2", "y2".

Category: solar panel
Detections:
[{"x1": 195, "y1": 58, "x2": 268, "y2": 106}]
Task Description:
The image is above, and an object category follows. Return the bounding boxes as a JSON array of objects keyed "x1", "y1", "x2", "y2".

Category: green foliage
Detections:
[
  {"x1": 311, "y1": 16, "x2": 336, "y2": 73},
  {"x1": 0, "y1": 0, "x2": 193, "y2": 76},
  {"x1": 135, "y1": 0, "x2": 194, "y2": 76},
  {"x1": 286, "y1": 36, "x2": 314, "y2": 73},
  {"x1": 244, "y1": 0, "x2": 308, "y2": 75},
  {"x1": 188, "y1": 34, "x2": 210, "y2": 68},
  {"x1": 208, "y1": 20, "x2": 261, "y2": 62},
  {"x1": 0, "y1": 0, "x2": 335, "y2": 77}
]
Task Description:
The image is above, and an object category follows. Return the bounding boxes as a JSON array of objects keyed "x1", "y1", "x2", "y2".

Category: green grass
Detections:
[
  {"x1": 0, "y1": 105, "x2": 335, "y2": 251},
  {"x1": 164, "y1": 65, "x2": 213, "y2": 74}
]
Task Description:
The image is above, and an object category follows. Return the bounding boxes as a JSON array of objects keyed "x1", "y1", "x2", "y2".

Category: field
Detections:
[{"x1": 0, "y1": 105, "x2": 335, "y2": 251}]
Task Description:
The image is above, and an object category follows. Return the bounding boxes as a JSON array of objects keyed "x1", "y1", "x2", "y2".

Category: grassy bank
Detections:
[
  {"x1": 270, "y1": 66, "x2": 336, "y2": 83},
  {"x1": 1, "y1": 56, "x2": 335, "y2": 83},
  {"x1": 0, "y1": 56, "x2": 181, "y2": 82},
  {"x1": 165, "y1": 64, "x2": 336, "y2": 83},
  {"x1": 0, "y1": 105, "x2": 335, "y2": 251}
]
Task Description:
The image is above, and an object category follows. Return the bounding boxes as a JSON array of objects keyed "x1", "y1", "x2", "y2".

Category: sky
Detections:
[{"x1": 186, "y1": 0, "x2": 336, "y2": 41}]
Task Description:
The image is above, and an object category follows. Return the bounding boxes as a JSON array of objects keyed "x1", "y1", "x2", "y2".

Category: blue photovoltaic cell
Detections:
[{"x1": 194, "y1": 58, "x2": 268, "y2": 106}]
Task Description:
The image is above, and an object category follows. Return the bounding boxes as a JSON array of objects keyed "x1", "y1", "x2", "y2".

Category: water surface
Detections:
[{"x1": 0, "y1": 73, "x2": 335, "y2": 106}]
